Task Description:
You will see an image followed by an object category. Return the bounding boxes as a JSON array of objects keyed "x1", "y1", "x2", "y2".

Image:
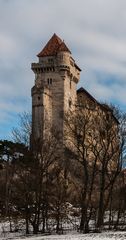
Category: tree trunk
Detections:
[
  {"x1": 33, "y1": 223, "x2": 39, "y2": 234},
  {"x1": 25, "y1": 205, "x2": 29, "y2": 234},
  {"x1": 80, "y1": 188, "x2": 89, "y2": 233},
  {"x1": 56, "y1": 206, "x2": 61, "y2": 233},
  {"x1": 97, "y1": 192, "x2": 104, "y2": 229},
  {"x1": 42, "y1": 214, "x2": 45, "y2": 233},
  {"x1": 114, "y1": 209, "x2": 121, "y2": 230},
  {"x1": 80, "y1": 162, "x2": 89, "y2": 232},
  {"x1": 80, "y1": 204, "x2": 89, "y2": 233},
  {"x1": 26, "y1": 218, "x2": 29, "y2": 235},
  {"x1": 97, "y1": 168, "x2": 105, "y2": 229}
]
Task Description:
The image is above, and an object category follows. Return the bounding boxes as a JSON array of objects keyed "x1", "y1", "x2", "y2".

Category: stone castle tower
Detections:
[{"x1": 31, "y1": 34, "x2": 81, "y2": 142}]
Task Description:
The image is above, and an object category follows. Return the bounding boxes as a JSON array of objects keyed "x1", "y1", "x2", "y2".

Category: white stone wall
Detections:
[{"x1": 31, "y1": 50, "x2": 80, "y2": 142}]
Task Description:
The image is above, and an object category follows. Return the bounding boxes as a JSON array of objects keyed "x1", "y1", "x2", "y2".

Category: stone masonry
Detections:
[
  {"x1": 31, "y1": 33, "x2": 118, "y2": 147},
  {"x1": 31, "y1": 34, "x2": 81, "y2": 142}
]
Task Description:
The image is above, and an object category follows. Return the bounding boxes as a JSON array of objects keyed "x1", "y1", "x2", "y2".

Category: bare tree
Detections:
[
  {"x1": 12, "y1": 112, "x2": 31, "y2": 146},
  {"x1": 11, "y1": 125, "x2": 62, "y2": 234},
  {"x1": 96, "y1": 108, "x2": 120, "y2": 229},
  {"x1": 64, "y1": 102, "x2": 121, "y2": 232},
  {"x1": 64, "y1": 103, "x2": 101, "y2": 233}
]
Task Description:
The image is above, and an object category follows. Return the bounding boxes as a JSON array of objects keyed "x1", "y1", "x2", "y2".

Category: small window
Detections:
[
  {"x1": 70, "y1": 80, "x2": 72, "y2": 89},
  {"x1": 38, "y1": 96, "x2": 40, "y2": 100},
  {"x1": 48, "y1": 58, "x2": 53, "y2": 63},
  {"x1": 47, "y1": 78, "x2": 52, "y2": 85},
  {"x1": 69, "y1": 100, "x2": 72, "y2": 108},
  {"x1": 59, "y1": 54, "x2": 63, "y2": 60}
]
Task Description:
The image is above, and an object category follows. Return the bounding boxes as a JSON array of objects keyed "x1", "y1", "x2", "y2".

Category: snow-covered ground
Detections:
[{"x1": 1, "y1": 231, "x2": 126, "y2": 240}]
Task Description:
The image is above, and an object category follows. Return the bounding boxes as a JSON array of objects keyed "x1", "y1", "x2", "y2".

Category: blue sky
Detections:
[{"x1": 0, "y1": 0, "x2": 126, "y2": 139}]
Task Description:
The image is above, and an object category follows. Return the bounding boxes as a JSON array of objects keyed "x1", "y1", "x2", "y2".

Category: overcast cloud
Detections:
[{"x1": 0, "y1": 0, "x2": 126, "y2": 139}]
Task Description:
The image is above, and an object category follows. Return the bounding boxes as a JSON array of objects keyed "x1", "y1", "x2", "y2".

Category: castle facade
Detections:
[
  {"x1": 31, "y1": 34, "x2": 81, "y2": 141},
  {"x1": 31, "y1": 34, "x2": 118, "y2": 144}
]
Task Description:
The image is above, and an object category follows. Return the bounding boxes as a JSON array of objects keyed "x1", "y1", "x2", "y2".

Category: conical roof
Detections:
[{"x1": 37, "y1": 33, "x2": 71, "y2": 57}]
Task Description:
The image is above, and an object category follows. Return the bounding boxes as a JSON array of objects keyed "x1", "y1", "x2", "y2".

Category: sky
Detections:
[{"x1": 0, "y1": 0, "x2": 126, "y2": 140}]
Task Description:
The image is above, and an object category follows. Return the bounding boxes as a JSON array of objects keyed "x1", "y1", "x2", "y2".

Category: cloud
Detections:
[{"x1": 0, "y1": 0, "x2": 126, "y2": 139}]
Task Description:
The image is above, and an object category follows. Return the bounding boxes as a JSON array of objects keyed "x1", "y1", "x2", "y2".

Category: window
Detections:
[
  {"x1": 70, "y1": 80, "x2": 72, "y2": 89},
  {"x1": 69, "y1": 99, "x2": 72, "y2": 108},
  {"x1": 48, "y1": 58, "x2": 53, "y2": 63},
  {"x1": 47, "y1": 78, "x2": 52, "y2": 85},
  {"x1": 59, "y1": 54, "x2": 63, "y2": 60},
  {"x1": 38, "y1": 96, "x2": 40, "y2": 100}
]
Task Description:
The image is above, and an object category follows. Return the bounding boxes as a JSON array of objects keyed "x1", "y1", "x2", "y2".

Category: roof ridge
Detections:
[
  {"x1": 77, "y1": 87, "x2": 119, "y2": 123},
  {"x1": 77, "y1": 87, "x2": 97, "y2": 103}
]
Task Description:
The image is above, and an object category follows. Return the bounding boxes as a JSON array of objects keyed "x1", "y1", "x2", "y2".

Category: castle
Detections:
[
  {"x1": 30, "y1": 35, "x2": 120, "y2": 233},
  {"x1": 31, "y1": 33, "x2": 118, "y2": 143},
  {"x1": 31, "y1": 33, "x2": 81, "y2": 141}
]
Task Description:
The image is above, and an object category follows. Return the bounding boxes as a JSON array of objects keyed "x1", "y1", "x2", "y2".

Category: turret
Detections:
[{"x1": 31, "y1": 34, "x2": 81, "y2": 143}]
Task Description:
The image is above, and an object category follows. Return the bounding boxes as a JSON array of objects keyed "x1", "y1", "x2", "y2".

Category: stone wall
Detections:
[{"x1": 31, "y1": 49, "x2": 80, "y2": 142}]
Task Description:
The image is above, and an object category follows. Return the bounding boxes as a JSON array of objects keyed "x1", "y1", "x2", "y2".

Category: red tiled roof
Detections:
[
  {"x1": 37, "y1": 33, "x2": 71, "y2": 57},
  {"x1": 58, "y1": 41, "x2": 71, "y2": 53}
]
